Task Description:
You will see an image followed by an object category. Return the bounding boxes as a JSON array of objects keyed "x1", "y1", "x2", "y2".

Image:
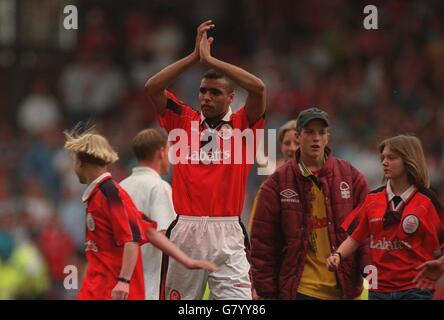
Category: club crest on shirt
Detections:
[
  {"x1": 169, "y1": 289, "x2": 181, "y2": 300},
  {"x1": 218, "y1": 123, "x2": 233, "y2": 140},
  {"x1": 86, "y1": 212, "x2": 95, "y2": 231},
  {"x1": 402, "y1": 214, "x2": 419, "y2": 234},
  {"x1": 340, "y1": 181, "x2": 351, "y2": 199}
]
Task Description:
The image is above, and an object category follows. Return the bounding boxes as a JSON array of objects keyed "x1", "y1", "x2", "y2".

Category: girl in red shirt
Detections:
[{"x1": 327, "y1": 134, "x2": 444, "y2": 300}]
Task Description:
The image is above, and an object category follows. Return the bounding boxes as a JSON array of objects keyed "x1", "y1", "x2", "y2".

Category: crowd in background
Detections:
[{"x1": 0, "y1": 0, "x2": 443, "y2": 299}]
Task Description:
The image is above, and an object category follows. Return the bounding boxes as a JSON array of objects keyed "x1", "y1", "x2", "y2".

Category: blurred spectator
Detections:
[
  {"x1": 20, "y1": 129, "x2": 63, "y2": 202},
  {"x1": 59, "y1": 50, "x2": 95, "y2": 124},
  {"x1": 0, "y1": 125, "x2": 21, "y2": 179},
  {"x1": 0, "y1": 212, "x2": 49, "y2": 299},
  {"x1": 8, "y1": 235, "x2": 50, "y2": 299},
  {"x1": 37, "y1": 215, "x2": 76, "y2": 299},
  {"x1": 86, "y1": 55, "x2": 126, "y2": 117},
  {"x1": 17, "y1": 80, "x2": 61, "y2": 137},
  {"x1": 79, "y1": 7, "x2": 116, "y2": 54},
  {"x1": 20, "y1": 177, "x2": 55, "y2": 230},
  {"x1": 57, "y1": 183, "x2": 84, "y2": 251}
]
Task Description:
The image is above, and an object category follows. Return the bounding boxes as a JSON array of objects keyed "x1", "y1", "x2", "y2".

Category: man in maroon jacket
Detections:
[{"x1": 250, "y1": 108, "x2": 370, "y2": 300}]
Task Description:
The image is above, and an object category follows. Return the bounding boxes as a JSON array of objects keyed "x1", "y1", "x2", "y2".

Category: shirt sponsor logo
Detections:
[
  {"x1": 86, "y1": 212, "x2": 95, "y2": 231},
  {"x1": 402, "y1": 214, "x2": 419, "y2": 234},
  {"x1": 84, "y1": 240, "x2": 98, "y2": 252},
  {"x1": 340, "y1": 181, "x2": 351, "y2": 199},
  {"x1": 280, "y1": 189, "x2": 299, "y2": 203},
  {"x1": 218, "y1": 123, "x2": 233, "y2": 140},
  {"x1": 369, "y1": 235, "x2": 410, "y2": 250},
  {"x1": 185, "y1": 148, "x2": 231, "y2": 162}
]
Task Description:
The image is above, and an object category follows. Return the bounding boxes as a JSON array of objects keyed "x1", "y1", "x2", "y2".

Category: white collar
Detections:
[
  {"x1": 82, "y1": 172, "x2": 111, "y2": 202},
  {"x1": 386, "y1": 181, "x2": 416, "y2": 203},
  {"x1": 131, "y1": 166, "x2": 161, "y2": 178},
  {"x1": 200, "y1": 107, "x2": 233, "y2": 126}
]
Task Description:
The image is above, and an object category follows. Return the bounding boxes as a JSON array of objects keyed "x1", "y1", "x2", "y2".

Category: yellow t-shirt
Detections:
[{"x1": 297, "y1": 163, "x2": 342, "y2": 300}]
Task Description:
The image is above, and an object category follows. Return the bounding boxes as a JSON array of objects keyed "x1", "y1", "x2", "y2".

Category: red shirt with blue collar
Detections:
[
  {"x1": 78, "y1": 172, "x2": 157, "y2": 300},
  {"x1": 342, "y1": 182, "x2": 444, "y2": 292},
  {"x1": 157, "y1": 90, "x2": 265, "y2": 217}
]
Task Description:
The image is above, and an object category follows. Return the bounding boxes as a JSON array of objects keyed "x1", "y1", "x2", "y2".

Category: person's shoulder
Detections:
[
  {"x1": 165, "y1": 90, "x2": 198, "y2": 117},
  {"x1": 97, "y1": 178, "x2": 121, "y2": 201},
  {"x1": 119, "y1": 174, "x2": 133, "y2": 187},
  {"x1": 123, "y1": 173, "x2": 165, "y2": 195},
  {"x1": 232, "y1": 105, "x2": 265, "y2": 127},
  {"x1": 417, "y1": 187, "x2": 443, "y2": 212},
  {"x1": 275, "y1": 159, "x2": 294, "y2": 174},
  {"x1": 368, "y1": 185, "x2": 385, "y2": 195},
  {"x1": 266, "y1": 159, "x2": 296, "y2": 185},
  {"x1": 120, "y1": 173, "x2": 146, "y2": 188},
  {"x1": 343, "y1": 185, "x2": 383, "y2": 212},
  {"x1": 230, "y1": 106, "x2": 246, "y2": 124},
  {"x1": 362, "y1": 185, "x2": 386, "y2": 204}
]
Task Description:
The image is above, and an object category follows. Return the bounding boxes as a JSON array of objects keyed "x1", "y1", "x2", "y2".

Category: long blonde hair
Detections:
[
  {"x1": 278, "y1": 120, "x2": 298, "y2": 144},
  {"x1": 379, "y1": 134, "x2": 429, "y2": 188},
  {"x1": 64, "y1": 125, "x2": 118, "y2": 165}
]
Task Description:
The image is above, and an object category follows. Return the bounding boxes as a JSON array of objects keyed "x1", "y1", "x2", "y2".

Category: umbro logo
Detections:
[
  {"x1": 280, "y1": 189, "x2": 299, "y2": 203},
  {"x1": 280, "y1": 189, "x2": 298, "y2": 198}
]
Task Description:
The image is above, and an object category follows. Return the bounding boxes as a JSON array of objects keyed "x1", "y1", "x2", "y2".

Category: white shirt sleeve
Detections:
[{"x1": 147, "y1": 181, "x2": 177, "y2": 231}]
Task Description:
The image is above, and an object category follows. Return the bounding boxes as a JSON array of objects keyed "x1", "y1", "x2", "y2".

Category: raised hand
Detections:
[
  {"x1": 199, "y1": 29, "x2": 215, "y2": 64},
  {"x1": 194, "y1": 20, "x2": 215, "y2": 60}
]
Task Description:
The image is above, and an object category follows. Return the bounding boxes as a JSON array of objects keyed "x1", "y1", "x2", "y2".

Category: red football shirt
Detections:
[
  {"x1": 157, "y1": 91, "x2": 265, "y2": 217},
  {"x1": 78, "y1": 173, "x2": 157, "y2": 300},
  {"x1": 344, "y1": 185, "x2": 444, "y2": 292}
]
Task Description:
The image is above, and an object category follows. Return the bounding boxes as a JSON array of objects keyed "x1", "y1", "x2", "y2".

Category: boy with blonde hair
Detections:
[{"x1": 64, "y1": 126, "x2": 217, "y2": 300}]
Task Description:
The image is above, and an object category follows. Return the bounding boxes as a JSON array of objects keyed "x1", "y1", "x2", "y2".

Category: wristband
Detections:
[{"x1": 117, "y1": 277, "x2": 130, "y2": 284}]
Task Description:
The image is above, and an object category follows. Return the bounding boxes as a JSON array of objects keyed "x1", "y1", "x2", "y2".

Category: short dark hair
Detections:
[
  {"x1": 132, "y1": 128, "x2": 168, "y2": 162},
  {"x1": 202, "y1": 69, "x2": 235, "y2": 93}
]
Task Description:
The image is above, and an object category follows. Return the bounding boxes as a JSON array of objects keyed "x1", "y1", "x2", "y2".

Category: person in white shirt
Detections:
[{"x1": 120, "y1": 128, "x2": 177, "y2": 300}]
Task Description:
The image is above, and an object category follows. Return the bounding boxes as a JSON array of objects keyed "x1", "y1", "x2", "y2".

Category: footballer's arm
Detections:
[
  {"x1": 111, "y1": 241, "x2": 139, "y2": 300},
  {"x1": 146, "y1": 227, "x2": 218, "y2": 272},
  {"x1": 144, "y1": 20, "x2": 215, "y2": 116}
]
